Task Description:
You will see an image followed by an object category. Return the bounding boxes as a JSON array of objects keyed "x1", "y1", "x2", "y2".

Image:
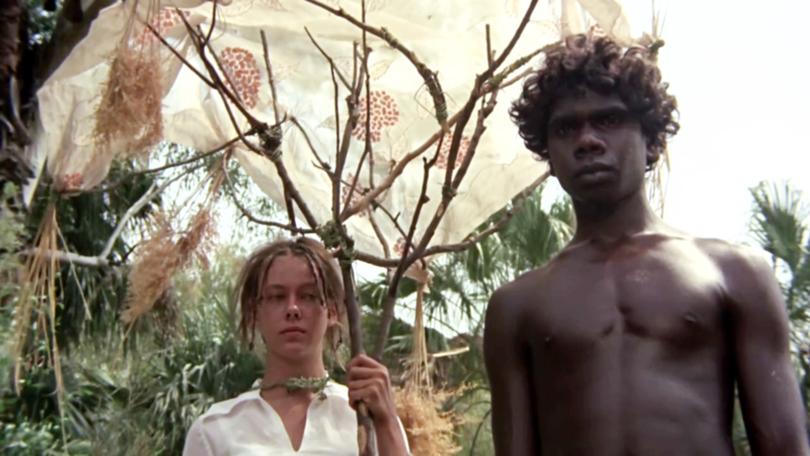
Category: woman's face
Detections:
[{"x1": 256, "y1": 254, "x2": 336, "y2": 363}]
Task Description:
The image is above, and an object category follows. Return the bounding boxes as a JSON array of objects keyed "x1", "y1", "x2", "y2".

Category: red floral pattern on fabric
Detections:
[
  {"x1": 60, "y1": 173, "x2": 84, "y2": 192},
  {"x1": 219, "y1": 47, "x2": 262, "y2": 109},
  {"x1": 435, "y1": 133, "x2": 471, "y2": 170},
  {"x1": 352, "y1": 90, "x2": 400, "y2": 143},
  {"x1": 133, "y1": 9, "x2": 189, "y2": 46}
]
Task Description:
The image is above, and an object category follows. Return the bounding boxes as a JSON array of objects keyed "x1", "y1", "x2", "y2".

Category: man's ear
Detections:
[{"x1": 646, "y1": 145, "x2": 660, "y2": 169}]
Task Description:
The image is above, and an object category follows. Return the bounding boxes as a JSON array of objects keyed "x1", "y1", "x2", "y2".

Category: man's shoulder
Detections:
[
  {"x1": 691, "y1": 236, "x2": 770, "y2": 274},
  {"x1": 487, "y1": 263, "x2": 554, "y2": 323},
  {"x1": 636, "y1": 228, "x2": 763, "y2": 272}
]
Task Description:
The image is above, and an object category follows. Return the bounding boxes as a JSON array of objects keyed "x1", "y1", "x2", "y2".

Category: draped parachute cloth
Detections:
[{"x1": 32, "y1": 0, "x2": 633, "y2": 257}]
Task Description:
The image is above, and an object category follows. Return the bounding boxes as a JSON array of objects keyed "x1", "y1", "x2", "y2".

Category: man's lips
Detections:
[
  {"x1": 575, "y1": 163, "x2": 616, "y2": 177},
  {"x1": 280, "y1": 327, "x2": 306, "y2": 335}
]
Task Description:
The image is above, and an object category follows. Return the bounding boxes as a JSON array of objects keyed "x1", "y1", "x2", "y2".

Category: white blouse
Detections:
[{"x1": 182, "y1": 381, "x2": 409, "y2": 455}]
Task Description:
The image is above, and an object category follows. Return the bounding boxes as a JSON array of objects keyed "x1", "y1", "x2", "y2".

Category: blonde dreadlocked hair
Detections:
[{"x1": 235, "y1": 238, "x2": 346, "y2": 352}]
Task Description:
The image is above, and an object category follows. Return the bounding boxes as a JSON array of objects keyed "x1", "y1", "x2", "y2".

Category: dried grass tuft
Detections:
[
  {"x1": 393, "y1": 279, "x2": 460, "y2": 455},
  {"x1": 122, "y1": 209, "x2": 215, "y2": 324},
  {"x1": 94, "y1": 44, "x2": 163, "y2": 159},
  {"x1": 395, "y1": 386, "x2": 461, "y2": 456},
  {"x1": 13, "y1": 203, "x2": 66, "y2": 412}
]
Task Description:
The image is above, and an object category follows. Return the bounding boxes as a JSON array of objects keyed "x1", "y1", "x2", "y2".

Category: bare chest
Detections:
[{"x1": 525, "y1": 243, "x2": 728, "y2": 357}]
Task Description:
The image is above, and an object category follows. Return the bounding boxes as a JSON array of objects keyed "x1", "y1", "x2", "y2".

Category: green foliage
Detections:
[
  {"x1": 92, "y1": 246, "x2": 263, "y2": 455},
  {"x1": 20, "y1": 168, "x2": 157, "y2": 348},
  {"x1": 25, "y1": 0, "x2": 59, "y2": 46},
  {"x1": 1, "y1": 421, "x2": 60, "y2": 455},
  {"x1": 750, "y1": 182, "x2": 810, "y2": 316},
  {"x1": 0, "y1": 245, "x2": 262, "y2": 454}
]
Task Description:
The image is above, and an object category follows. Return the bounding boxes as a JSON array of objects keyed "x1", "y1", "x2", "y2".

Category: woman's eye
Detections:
[{"x1": 301, "y1": 293, "x2": 319, "y2": 303}]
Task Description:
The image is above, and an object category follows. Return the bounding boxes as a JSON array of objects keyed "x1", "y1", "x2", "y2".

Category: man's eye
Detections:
[
  {"x1": 595, "y1": 113, "x2": 624, "y2": 128},
  {"x1": 552, "y1": 123, "x2": 575, "y2": 137},
  {"x1": 300, "y1": 293, "x2": 319, "y2": 303}
]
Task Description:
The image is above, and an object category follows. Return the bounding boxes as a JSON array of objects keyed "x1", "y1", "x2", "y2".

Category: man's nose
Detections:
[{"x1": 574, "y1": 125, "x2": 606, "y2": 158}]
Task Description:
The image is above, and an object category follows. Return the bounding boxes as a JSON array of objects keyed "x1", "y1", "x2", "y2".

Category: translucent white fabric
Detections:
[
  {"x1": 182, "y1": 381, "x2": 409, "y2": 455},
  {"x1": 33, "y1": 0, "x2": 634, "y2": 257}
]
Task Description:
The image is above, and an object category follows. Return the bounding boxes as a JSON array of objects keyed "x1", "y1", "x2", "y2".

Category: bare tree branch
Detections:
[
  {"x1": 260, "y1": 30, "x2": 282, "y2": 123},
  {"x1": 421, "y1": 171, "x2": 550, "y2": 257},
  {"x1": 221, "y1": 155, "x2": 315, "y2": 234},
  {"x1": 304, "y1": 27, "x2": 352, "y2": 91},
  {"x1": 302, "y1": 0, "x2": 448, "y2": 123},
  {"x1": 21, "y1": 170, "x2": 188, "y2": 267},
  {"x1": 288, "y1": 116, "x2": 333, "y2": 178}
]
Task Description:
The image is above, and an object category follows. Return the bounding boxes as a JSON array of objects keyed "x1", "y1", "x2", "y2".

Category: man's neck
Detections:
[{"x1": 570, "y1": 187, "x2": 662, "y2": 245}]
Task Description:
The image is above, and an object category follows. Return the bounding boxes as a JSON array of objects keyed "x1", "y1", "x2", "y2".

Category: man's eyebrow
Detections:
[
  {"x1": 549, "y1": 105, "x2": 630, "y2": 125},
  {"x1": 589, "y1": 106, "x2": 630, "y2": 117}
]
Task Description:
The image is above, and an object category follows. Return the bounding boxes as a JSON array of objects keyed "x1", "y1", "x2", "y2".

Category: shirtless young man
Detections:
[{"x1": 484, "y1": 34, "x2": 810, "y2": 455}]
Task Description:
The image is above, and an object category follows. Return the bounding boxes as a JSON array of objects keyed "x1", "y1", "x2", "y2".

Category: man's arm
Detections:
[
  {"x1": 724, "y1": 248, "x2": 810, "y2": 455},
  {"x1": 484, "y1": 288, "x2": 540, "y2": 455}
]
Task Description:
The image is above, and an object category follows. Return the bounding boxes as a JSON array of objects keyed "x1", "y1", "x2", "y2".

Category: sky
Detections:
[{"x1": 620, "y1": 0, "x2": 810, "y2": 244}]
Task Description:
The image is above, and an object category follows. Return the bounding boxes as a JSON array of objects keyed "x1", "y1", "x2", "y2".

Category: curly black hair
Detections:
[{"x1": 510, "y1": 34, "x2": 679, "y2": 167}]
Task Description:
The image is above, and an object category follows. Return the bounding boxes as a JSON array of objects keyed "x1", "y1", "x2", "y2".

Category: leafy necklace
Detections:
[{"x1": 258, "y1": 375, "x2": 330, "y2": 400}]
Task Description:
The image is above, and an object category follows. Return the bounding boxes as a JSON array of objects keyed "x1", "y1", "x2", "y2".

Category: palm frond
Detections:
[{"x1": 750, "y1": 182, "x2": 808, "y2": 273}]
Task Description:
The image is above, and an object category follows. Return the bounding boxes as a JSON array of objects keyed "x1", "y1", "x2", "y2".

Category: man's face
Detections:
[
  {"x1": 256, "y1": 254, "x2": 336, "y2": 362},
  {"x1": 546, "y1": 90, "x2": 652, "y2": 204}
]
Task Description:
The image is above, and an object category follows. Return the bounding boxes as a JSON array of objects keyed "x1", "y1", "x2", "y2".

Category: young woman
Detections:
[{"x1": 183, "y1": 238, "x2": 409, "y2": 455}]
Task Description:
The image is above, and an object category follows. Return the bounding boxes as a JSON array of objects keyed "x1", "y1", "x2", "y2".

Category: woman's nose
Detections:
[{"x1": 284, "y1": 297, "x2": 301, "y2": 319}]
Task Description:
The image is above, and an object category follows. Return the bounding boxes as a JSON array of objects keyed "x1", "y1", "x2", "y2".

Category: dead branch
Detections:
[
  {"x1": 167, "y1": 16, "x2": 321, "y2": 229},
  {"x1": 288, "y1": 116, "x2": 333, "y2": 177},
  {"x1": 371, "y1": 150, "x2": 437, "y2": 356},
  {"x1": 479, "y1": 0, "x2": 540, "y2": 82},
  {"x1": 302, "y1": 0, "x2": 447, "y2": 123},
  {"x1": 330, "y1": 65, "x2": 343, "y2": 221},
  {"x1": 338, "y1": 110, "x2": 462, "y2": 221},
  {"x1": 343, "y1": 26, "x2": 374, "y2": 216},
  {"x1": 407, "y1": 83, "x2": 501, "y2": 270},
  {"x1": 260, "y1": 30, "x2": 282, "y2": 123},
  {"x1": 421, "y1": 171, "x2": 550, "y2": 257},
  {"x1": 94, "y1": 134, "x2": 247, "y2": 194},
  {"x1": 221, "y1": 155, "x2": 315, "y2": 234},
  {"x1": 366, "y1": 208, "x2": 391, "y2": 259},
  {"x1": 21, "y1": 170, "x2": 187, "y2": 267},
  {"x1": 145, "y1": 21, "x2": 215, "y2": 88},
  {"x1": 304, "y1": 27, "x2": 352, "y2": 91}
]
